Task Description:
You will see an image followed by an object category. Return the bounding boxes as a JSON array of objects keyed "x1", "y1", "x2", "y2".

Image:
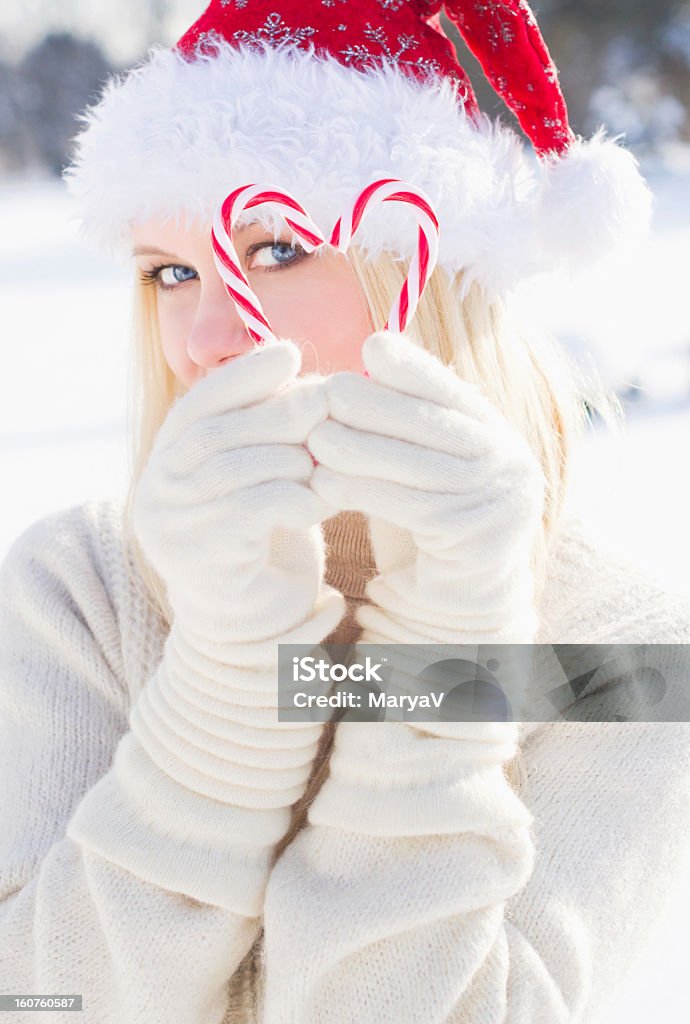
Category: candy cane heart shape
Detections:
[
  {"x1": 210, "y1": 183, "x2": 327, "y2": 345},
  {"x1": 329, "y1": 178, "x2": 440, "y2": 334}
]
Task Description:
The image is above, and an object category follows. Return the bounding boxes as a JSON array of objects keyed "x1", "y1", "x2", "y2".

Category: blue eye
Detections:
[
  {"x1": 159, "y1": 265, "x2": 198, "y2": 286},
  {"x1": 247, "y1": 241, "x2": 307, "y2": 272},
  {"x1": 139, "y1": 263, "x2": 198, "y2": 291}
]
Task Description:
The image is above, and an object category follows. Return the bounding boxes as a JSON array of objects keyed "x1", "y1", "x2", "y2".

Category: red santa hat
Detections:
[{"x1": 64, "y1": 0, "x2": 652, "y2": 298}]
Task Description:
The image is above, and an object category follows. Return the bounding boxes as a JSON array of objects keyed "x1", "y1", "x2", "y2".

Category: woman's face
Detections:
[{"x1": 131, "y1": 215, "x2": 374, "y2": 387}]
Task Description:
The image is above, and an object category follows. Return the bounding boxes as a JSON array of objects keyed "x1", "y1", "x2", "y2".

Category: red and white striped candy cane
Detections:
[
  {"x1": 211, "y1": 183, "x2": 326, "y2": 345},
  {"x1": 329, "y1": 178, "x2": 440, "y2": 333}
]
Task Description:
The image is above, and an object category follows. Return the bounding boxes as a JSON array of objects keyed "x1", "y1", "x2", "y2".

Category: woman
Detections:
[{"x1": 2, "y1": 2, "x2": 690, "y2": 1022}]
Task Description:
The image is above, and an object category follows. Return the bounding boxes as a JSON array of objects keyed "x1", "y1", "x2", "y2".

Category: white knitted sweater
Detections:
[{"x1": 1, "y1": 499, "x2": 690, "y2": 1023}]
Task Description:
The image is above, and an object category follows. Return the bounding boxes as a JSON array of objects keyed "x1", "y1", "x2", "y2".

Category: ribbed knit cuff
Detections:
[
  {"x1": 129, "y1": 624, "x2": 325, "y2": 808},
  {"x1": 307, "y1": 720, "x2": 531, "y2": 838},
  {"x1": 67, "y1": 589, "x2": 346, "y2": 913}
]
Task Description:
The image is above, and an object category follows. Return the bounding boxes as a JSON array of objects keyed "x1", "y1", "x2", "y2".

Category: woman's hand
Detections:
[
  {"x1": 132, "y1": 338, "x2": 345, "y2": 652},
  {"x1": 307, "y1": 331, "x2": 546, "y2": 647}
]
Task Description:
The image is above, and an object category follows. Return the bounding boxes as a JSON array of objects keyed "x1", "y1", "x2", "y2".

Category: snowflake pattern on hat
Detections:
[
  {"x1": 377, "y1": 0, "x2": 411, "y2": 11},
  {"x1": 441, "y1": 0, "x2": 571, "y2": 151},
  {"x1": 233, "y1": 12, "x2": 317, "y2": 49},
  {"x1": 340, "y1": 23, "x2": 450, "y2": 81},
  {"x1": 177, "y1": 0, "x2": 574, "y2": 156}
]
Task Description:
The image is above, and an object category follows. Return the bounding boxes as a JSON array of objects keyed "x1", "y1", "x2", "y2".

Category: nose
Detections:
[{"x1": 186, "y1": 273, "x2": 257, "y2": 371}]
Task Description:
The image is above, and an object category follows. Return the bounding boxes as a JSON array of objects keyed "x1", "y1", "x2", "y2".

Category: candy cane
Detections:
[
  {"x1": 329, "y1": 178, "x2": 440, "y2": 333},
  {"x1": 211, "y1": 183, "x2": 326, "y2": 345}
]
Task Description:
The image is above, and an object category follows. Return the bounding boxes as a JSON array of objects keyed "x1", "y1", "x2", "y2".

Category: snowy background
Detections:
[{"x1": 1, "y1": 2, "x2": 690, "y2": 1021}]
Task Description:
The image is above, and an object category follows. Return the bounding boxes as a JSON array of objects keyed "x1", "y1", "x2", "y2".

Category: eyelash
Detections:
[
  {"x1": 139, "y1": 240, "x2": 308, "y2": 292},
  {"x1": 139, "y1": 265, "x2": 193, "y2": 292}
]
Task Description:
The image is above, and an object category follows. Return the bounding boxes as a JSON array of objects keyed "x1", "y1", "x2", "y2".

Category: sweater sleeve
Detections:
[
  {"x1": 0, "y1": 503, "x2": 326, "y2": 1024},
  {"x1": 260, "y1": 581, "x2": 690, "y2": 1022},
  {"x1": 262, "y1": 718, "x2": 540, "y2": 1023}
]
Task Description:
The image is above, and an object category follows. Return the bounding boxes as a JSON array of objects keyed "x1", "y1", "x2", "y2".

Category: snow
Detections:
[
  {"x1": 511, "y1": 166, "x2": 690, "y2": 599},
  {"x1": 0, "y1": 177, "x2": 131, "y2": 552},
  {"x1": 1, "y1": 171, "x2": 690, "y2": 1020}
]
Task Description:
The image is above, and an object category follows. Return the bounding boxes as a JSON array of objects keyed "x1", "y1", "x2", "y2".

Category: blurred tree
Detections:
[
  {"x1": 0, "y1": 58, "x2": 20, "y2": 173},
  {"x1": 13, "y1": 32, "x2": 112, "y2": 174},
  {"x1": 537, "y1": 1, "x2": 679, "y2": 37}
]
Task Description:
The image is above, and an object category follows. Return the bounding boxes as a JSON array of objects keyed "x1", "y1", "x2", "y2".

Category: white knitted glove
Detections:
[
  {"x1": 308, "y1": 331, "x2": 546, "y2": 647},
  {"x1": 132, "y1": 337, "x2": 344, "y2": 659},
  {"x1": 259, "y1": 333, "x2": 546, "y2": 1024},
  {"x1": 123, "y1": 337, "x2": 346, "y2": 823}
]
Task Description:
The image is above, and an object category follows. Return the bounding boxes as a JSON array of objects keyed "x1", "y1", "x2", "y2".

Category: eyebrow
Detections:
[
  {"x1": 131, "y1": 223, "x2": 254, "y2": 258},
  {"x1": 131, "y1": 245, "x2": 180, "y2": 258}
]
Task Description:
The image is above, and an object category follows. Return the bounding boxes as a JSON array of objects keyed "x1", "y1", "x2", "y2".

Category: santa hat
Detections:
[{"x1": 64, "y1": 0, "x2": 652, "y2": 298}]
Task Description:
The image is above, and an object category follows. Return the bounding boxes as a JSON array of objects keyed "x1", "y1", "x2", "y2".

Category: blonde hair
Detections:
[{"x1": 124, "y1": 246, "x2": 620, "y2": 810}]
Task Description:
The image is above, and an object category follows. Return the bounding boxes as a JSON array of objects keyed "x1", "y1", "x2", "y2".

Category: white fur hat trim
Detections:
[{"x1": 64, "y1": 40, "x2": 652, "y2": 297}]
